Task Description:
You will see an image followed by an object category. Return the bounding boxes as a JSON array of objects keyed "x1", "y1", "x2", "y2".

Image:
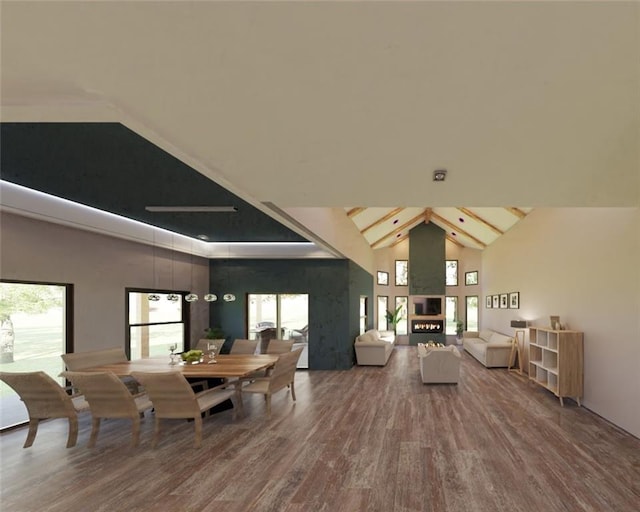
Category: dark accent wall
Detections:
[
  {"x1": 209, "y1": 259, "x2": 373, "y2": 370},
  {"x1": 408, "y1": 222, "x2": 446, "y2": 344}
]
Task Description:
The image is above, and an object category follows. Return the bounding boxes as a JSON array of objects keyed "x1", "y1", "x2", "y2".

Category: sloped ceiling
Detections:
[{"x1": 1, "y1": 2, "x2": 638, "y2": 255}]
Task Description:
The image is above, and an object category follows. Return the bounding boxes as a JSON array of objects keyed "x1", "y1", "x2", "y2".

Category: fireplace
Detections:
[{"x1": 411, "y1": 319, "x2": 444, "y2": 334}]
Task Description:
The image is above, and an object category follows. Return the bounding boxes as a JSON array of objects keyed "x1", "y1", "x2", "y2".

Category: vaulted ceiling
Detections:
[{"x1": 1, "y1": 2, "x2": 637, "y2": 257}]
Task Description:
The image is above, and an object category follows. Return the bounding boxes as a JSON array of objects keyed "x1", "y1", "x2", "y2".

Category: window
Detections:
[
  {"x1": 394, "y1": 296, "x2": 408, "y2": 335},
  {"x1": 377, "y1": 296, "x2": 388, "y2": 331},
  {"x1": 446, "y1": 260, "x2": 458, "y2": 286},
  {"x1": 445, "y1": 296, "x2": 458, "y2": 335},
  {"x1": 1, "y1": 280, "x2": 72, "y2": 430},
  {"x1": 395, "y1": 260, "x2": 408, "y2": 286},
  {"x1": 465, "y1": 271, "x2": 478, "y2": 285},
  {"x1": 466, "y1": 296, "x2": 479, "y2": 331},
  {"x1": 359, "y1": 296, "x2": 368, "y2": 335},
  {"x1": 377, "y1": 271, "x2": 389, "y2": 286},
  {"x1": 127, "y1": 290, "x2": 188, "y2": 360}
]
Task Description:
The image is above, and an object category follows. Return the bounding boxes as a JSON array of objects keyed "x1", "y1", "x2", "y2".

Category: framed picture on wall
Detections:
[
  {"x1": 486, "y1": 295, "x2": 492, "y2": 308},
  {"x1": 492, "y1": 295, "x2": 499, "y2": 308},
  {"x1": 377, "y1": 271, "x2": 389, "y2": 286},
  {"x1": 465, "y1": 271, "x2": 478, "y2": 285},
  {"x1": 500, "y1": 294, "x2": 508, "y2": 308},
  {"x1": 509, "y1": 292, "x2": 519, "y2": 309}
]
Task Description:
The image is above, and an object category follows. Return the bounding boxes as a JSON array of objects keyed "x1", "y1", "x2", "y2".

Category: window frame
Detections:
[
  {"x1": 395, "y1": 260, "x2": 408, "y2": 286},
  {"x1": 446, "y1": 260, "x2": 458, "y2": 287}
]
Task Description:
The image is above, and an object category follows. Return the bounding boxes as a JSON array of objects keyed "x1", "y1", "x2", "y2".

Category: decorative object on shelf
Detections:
[
  {"x1": 465, "y1": 271, "x2": 478, "y2": 286},
  {"x1": 486, "y1": 295, "x2": 492, "y2": 308},
  {"x1": 550, "y1": 315, "x2": 560, "y2": 330},
  {"x1": 377, "y1": 271, "x2": 389, "y2": 286},
  {"x1": 508, "y1": 292, "x2": 519, "y2": 309},
  {"x1": 510, "y1": 320, "x2": 527, "y2": 328},
  {"x1": 500, "y1": 294, "x2": 508, "y2": 309}
]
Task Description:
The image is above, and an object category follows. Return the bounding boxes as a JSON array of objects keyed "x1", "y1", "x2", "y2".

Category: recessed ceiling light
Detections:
[
  {"x1": 433, "y1": 170, "x2": 447, "y2": 182},
  {"x1": 458, "y1": 217, "x2": 464, "y2": 223}
]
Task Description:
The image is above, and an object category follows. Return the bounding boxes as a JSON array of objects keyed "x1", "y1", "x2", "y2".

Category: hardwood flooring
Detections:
[{"x1": 1, "y1": 346, "x2": 639, "y2": 512}]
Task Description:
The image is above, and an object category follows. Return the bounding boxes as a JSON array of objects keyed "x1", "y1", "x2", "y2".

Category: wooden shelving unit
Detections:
[{"x1": 528, "y1": 327, "x2": 584, "y2": 406}]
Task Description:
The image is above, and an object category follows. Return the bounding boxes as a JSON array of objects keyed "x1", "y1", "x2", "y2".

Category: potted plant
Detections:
[
  {"x1": 386, "y1": 306, "x2": 403, "y2": 333},
  {"x1": 204, "y1": 327, "x2": 225, "y2": 341},
  {"x1": 455, "y1": 320, "x2": 464, "y2": 342}
]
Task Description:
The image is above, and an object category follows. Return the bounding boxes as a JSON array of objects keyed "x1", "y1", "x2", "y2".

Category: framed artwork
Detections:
[
  {"x1": 486, "y1": 295, "x2": 492, "y2": 308},
  {"x1": 509, "y1": 292, "x2": 519, "y2": 309},
  {"x1": 492, "y1": 295, "x2": 499, "y2": 308},
  {"x1": 377, "y1": 271, "x2": 389, "y2": 286},
  {"x1": 465, "y1": 271, "x2": 478, "y2": 285},
  {"x1": 500, "y1": 294, "x2": 508, "y2": 309}
]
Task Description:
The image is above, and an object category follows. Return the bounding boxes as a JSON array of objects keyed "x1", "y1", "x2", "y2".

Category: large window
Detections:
[
  {"x1": 394, "y1": 296, "x2": 408, "y2": 335},
  {"x1": 445, "y1": 296, "x2": 458, "y2": 335},
  {"x1": 359, "y1": 296, "x2": 368, "y2": 335},
  {"x1": 127, "y1": 290, "x2": 188, "y2": 360},
  {"x1": 446, "y1": 260, "x2": 458, "y2": 286},
  {"x1": 377, "y1": 296, "x2": 388, "y2": 331},
  {"x1": 395, "y1": 260, "x2": 408, "y2": 286},
  {"x1": 1, "y1": 280, "x2": 72, "y2": 430},
  {"x1": 466, "y1": 296, "x2": 479, "y2": 332}
]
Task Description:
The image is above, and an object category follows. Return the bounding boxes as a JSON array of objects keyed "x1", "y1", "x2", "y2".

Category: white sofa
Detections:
[
  {"x1": 418, "y1": 344, "x2": 461, "y2": 384},
  {"x1": 462, "y1": 329, "x2": 513, "y2": 368},
  {"x1": 354, "y1": 329, "x2": 395, "y2": 366}
]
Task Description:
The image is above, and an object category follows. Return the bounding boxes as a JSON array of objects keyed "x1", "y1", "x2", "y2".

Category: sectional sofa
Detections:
[
  {"x1": 461, "y1": 329, "x2": 513, "y2": 368},
  {"x1": 354, "y1": 329, "x2": 395, "y2": 365}
]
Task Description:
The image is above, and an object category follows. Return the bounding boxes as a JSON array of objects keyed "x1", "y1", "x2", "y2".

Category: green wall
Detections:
[
  {"x1": 408, "y1": 222, "x2": 446, "y2": 344},
  {"x1": 209, "y1": 259, "x2": 372, "y2": 370}
]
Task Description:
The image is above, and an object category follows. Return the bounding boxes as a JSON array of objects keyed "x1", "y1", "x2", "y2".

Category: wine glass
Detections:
[{"x1": 169, "y1": 343, "x2": 178, "y2": 365}]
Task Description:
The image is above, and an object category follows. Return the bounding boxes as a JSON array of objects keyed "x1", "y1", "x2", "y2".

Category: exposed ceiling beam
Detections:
[
  {"x1": 371, "y1": 212, "x2": 425, "y2": 249},
  {"x1": 390, "y1": 233, "x2": 409, "y2": 247},
  {"x1": 346, "y1": 207, "x2": 366, "y2": 217},
  {"x1": 505, "y1": 207, "x2": 527, "y2": 219},
  {"x1": 457, "y1": 207, "x2": 504, "y2": 236},
  {"x1": 361, "y1": 207, "x2": 404, "y2": 235},
  {"x1": 424, "y1": 208, "x2": 433, "y2": 223},
  {"x1": 431, "y1": 212, "x2": 487, "y2": 248}
]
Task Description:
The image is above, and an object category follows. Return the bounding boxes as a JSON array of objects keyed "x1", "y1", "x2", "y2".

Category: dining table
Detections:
[{"x1": 79, "y1": 354, "x2": 279, "y2": 380}]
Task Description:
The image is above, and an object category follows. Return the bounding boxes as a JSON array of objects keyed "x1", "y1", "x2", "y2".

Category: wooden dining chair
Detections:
[
  {"x1": 0, "y1": 371, "x2": 89, "y2": 448},
  {"x1": 61, "y1": 348, "x2": 140, "y2": 394},
  {"x1": 229, "y1": 339, "x2": 258, "y2": 355},
  {"x1": 265, "y1": 339, "x2": 294, "y2": 354},
  {"x1": 131, "y1": 371, "x2": 241, "y2": 448},
  {"x1": 239, "y1": 348, "x2": 303, "y2": 418},
  {"x1": 61, "y1": 371, "x2": 153, "y2": 448}
]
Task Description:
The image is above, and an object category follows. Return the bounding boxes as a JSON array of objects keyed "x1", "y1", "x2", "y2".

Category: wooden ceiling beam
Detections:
[
  {"x1": 457, "y1": 207, "x2": 503, "y2": 236},
  {"x1": 505, "y1": 207, "x2": 526, "y2": 219},
  {"x1": 390, "y1": 233, "x2": 409, "y2": 247},
  {"x1": 371, "y1": 212, "x2": 425, "y2": 249},
  {"x1": 361, "y1": 207, "x2": 404, "y2": 235},
  {"x1": 431, "y1": 212, "x2": 487, "y2": 248},
  {"x1": 424, "y1": 207, "x2": 433, "y2": 223},
  {"x1": 346, "y1": 207, "x2": 366, "y2": 217},
  {"x1": 446, "y1": 234, "x2": 465, "y2": 248}
]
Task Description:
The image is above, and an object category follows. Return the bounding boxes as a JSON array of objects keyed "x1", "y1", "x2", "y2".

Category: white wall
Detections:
[
  {"x1": 482, "y1": 208, "x2": 640, "y2": 438},
  {"x1": 0, "y1": 213, "x2": 211, "y2": 350}
]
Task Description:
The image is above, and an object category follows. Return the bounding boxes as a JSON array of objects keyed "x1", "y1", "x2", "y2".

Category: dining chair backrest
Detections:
[
  {"x1": 265, "y1": 339, "x2": 294, "y2": 355},
  {"x1": 131, "y1": 371, "x2": 201, "y2": 418},
  {"x1": 267, "y1": 348, "x2": 303, "y2": 393},
  {"x1": 0, "y1": 371, "x2": 88, "y2": 448},
  {"x1": 230, "y1": 339, "x2": 258, "y2": 355},
  {"x1": 61, "y1": 348, "x2": 128, "y2": 371},
  {"x1": 61, "y1": 371, "x2": 153, "y2": 447},
  {"x1": 62, "y1": 348, "x2": 139, "y2": 394},
  {"x1": 61, "y1": 371, "x2": 141, "y2": 418}
]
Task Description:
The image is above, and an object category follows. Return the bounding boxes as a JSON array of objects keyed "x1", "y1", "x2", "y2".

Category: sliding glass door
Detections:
[{"x1": 247, "y1": 294, "x2": 308, "y2": 368}]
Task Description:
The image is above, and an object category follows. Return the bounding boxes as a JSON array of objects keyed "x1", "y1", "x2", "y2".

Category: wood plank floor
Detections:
[{"x1": 2, "y1": 346, "x2": 639, "y2": 512}]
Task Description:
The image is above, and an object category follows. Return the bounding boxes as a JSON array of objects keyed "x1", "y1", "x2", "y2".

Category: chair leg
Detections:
[
  {"x1": 194, "y1": 416, "x2": 202, "y2": 448},
  {"x1": 266, "y1": 395, "x2": 271, "y2": 418},
  {"x1": 67, "y1": 416, "x2": 79, "y2": 448},
  {"x1": 131, "y1": 416, "x2": 141, "y2": 447},
  {"x1": 152, "y1": 416, "x2": 161, "y2": 448},
  {"x1": 24, "y1": 418, "x2": 39, "y2": 448},
  {"x1": 291, "y1": 380, "x2": 296, "y2": 401},
  {"x1": 88, "y1": 417, "x2": 101, "y2": 448}
]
